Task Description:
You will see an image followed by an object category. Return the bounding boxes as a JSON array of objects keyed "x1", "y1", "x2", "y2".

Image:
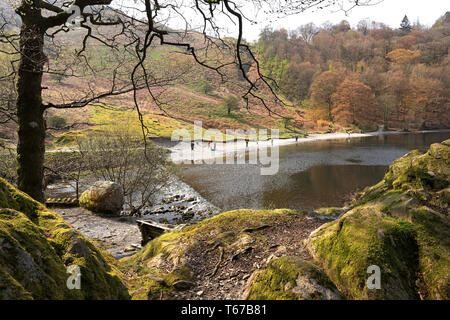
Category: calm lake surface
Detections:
[{"x1": 180, "y1": 131, "x2": 450, "y2": 211}]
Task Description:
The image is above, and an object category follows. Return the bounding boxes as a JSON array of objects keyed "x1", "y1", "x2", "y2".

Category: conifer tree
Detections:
[{"x1": 400, "y1": 15, "x2": 412, "y2": 33}]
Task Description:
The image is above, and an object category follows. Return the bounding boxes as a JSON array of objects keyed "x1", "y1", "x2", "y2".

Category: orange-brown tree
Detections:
[
  {"x1": 309, "y1": 70, "x2": 343, "y2": 121},
  {"x1": 331, "y1": 75, "x2": 377, "y2": 129}
]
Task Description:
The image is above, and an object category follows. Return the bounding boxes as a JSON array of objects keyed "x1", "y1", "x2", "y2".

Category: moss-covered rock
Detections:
[
  {"x1": 243, "y1": 256, "x2": 343, "y2": 300},
  {"x1": 307, "y1": 140, "x2": 450, "y2": 300},
  {"x1": 384, "y1": 141, "x2": 449, "y2": 197},
  {"x1": 307, "y1": 205, "x2": 421, "y2": 299},
  {"x1": 0, "y1": 178, "x2": 129, "y2": 300},
  {"x1": 121, "y1": 209, "x2": 308, "y2": 300}
]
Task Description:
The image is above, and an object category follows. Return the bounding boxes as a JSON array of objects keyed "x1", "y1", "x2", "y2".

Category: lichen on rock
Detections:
[
  {"x1": 0, "y1": 178, "x2": 129, "y2": 300},
  {"x1": 79, "y1": 181, "x2": 124, "y2": 215},
  {"x1": 243, "y1": 256, "x2": 343, "y2": 300}
]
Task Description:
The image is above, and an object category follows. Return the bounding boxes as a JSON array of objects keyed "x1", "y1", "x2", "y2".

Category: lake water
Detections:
[{"x1": 180, "y1": 131, "x2": 450, "y2": 211}]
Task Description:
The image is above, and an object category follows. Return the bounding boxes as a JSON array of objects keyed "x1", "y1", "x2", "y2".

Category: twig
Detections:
[{"x1": 210, "y1": 247, "x2": 224, "y2": 278}]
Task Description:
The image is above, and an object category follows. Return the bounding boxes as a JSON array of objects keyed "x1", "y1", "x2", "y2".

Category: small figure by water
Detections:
[
  {"x1": 191, "y1": 141, "x2": 195, "y2": 151},
  {"x1": 295, "y1": 135, "x2": 299, "y2": 143},
  {"x1": 245, "y1": 138, "x2": 249, "y2": 148},
  {"x1": 344, "y1": 128, "x2": 351, "y2": 137}
]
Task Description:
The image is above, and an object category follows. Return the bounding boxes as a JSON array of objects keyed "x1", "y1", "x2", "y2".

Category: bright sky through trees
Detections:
[{"x1": 242, "y1": 0, "x2": 448, "y2": 41}]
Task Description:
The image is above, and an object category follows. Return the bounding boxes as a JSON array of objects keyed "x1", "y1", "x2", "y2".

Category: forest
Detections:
[{"x1": 257, "y1": 14, "x2": 450, "y2": 131}]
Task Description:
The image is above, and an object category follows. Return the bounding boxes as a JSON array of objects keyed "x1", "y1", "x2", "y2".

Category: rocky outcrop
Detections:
[
  {"x1": 79, "y1": 181, "x2": 124, "y2": 214},
  {"x1": 242, "y1": 256, "x2": 343, "y2": 300},
  {"x1": 120, "y1": 209, "x2": 324, "y2": 300},
  {"x1": 0, "y1": 178, "x2": 129, "y2": 300},
  {"x1": 307, "y1": 140, "x2": 449, "y2": 300}
]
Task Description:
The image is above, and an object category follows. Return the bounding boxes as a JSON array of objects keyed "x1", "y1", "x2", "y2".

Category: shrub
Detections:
[
  {"x1": 47, "y1": 116, "x2": 67, "y2": 129},
  {"x1": 78, "y1": 126, "x2": 172, "y2": 213}
]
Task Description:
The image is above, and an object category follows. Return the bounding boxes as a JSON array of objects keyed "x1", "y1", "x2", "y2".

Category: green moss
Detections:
[
  {"x1": 125, "y1": 263, "x2": 194, "y2": 300},
  {"x1": 0, "y1": 179, "x2": 40, "y2": 220},
  {"x1": 384, "y1": 143, "x2": 450, "y2": 193},
  {"x1": 0, "y1": 265, "x2": 33, "y2": 300},
  {"x1": 246, "y1": 256, "x2": 342, "y2": 300},
  {"x1": 122, "y1": 209, "x2": 304, "y2": 300},
  {"x1": 0, "y1": 209, "x2": 81, "y2": 299},
  {"x1": 307, "y1": 139, "x2": 450, "y2": 300},
  {"x1": 0, "y1": 178, "x2": 129, "y2": 299},
  {"x1": 388, "y1": 205, "x2": 450, "y2": 299},
  {"x1": 308, "y1": 206, "x2": 420, "y2": 300},
  {"x1": 247, "y1": 257, "x2": 302, "y2": 300},
  {"x1": 353, "y1": 181, "x2": 388, "y2": 207},
  {"x1": 314, "y1": 207, "x2": 343, "y2": 216}
]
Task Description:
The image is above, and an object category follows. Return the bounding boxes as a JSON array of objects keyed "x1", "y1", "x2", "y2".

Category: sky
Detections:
[{"x1": 240, "y1": 0, "x2": 449, "y2": 42}]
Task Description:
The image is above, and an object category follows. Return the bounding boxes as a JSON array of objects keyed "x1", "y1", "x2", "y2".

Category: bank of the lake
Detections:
[{"x1": 178, "y1": 130, "x2": 450, "y2": 211}]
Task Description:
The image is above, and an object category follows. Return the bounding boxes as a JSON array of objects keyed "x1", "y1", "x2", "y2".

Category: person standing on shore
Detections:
[
  {"x1": 295, "y1": 135, "x2": 298, "y2": 143},
  {"x1": 245, "y1": 138, "x2": 249, "y2": 148},
  {"x1": 191, "y1": 141, "x2": 195, "y2": 151},
  {"x1": 344, "y1": 128, "x2": 351, "y2": 137}
]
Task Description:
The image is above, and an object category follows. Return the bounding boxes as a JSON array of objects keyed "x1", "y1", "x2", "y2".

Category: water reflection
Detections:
[
  {"x1": 180, "y1": 131, "x2": 450, "y2": 211},
  {"x1": 261, "y1": 165, "x2": 387, "y2": 210}
]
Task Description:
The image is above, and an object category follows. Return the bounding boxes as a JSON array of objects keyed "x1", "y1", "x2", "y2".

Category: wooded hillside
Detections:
[{"x1": 257, "y1": 13, "x2": 450, "y2": 131}]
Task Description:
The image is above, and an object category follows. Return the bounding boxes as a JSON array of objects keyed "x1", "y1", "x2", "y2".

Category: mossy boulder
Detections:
[
  {"x1": 384, "y1": 141, "x2": 449, "y2": 198},
  {"x1": 79, "y1": 181, "x2": 124, "y2": 214},
  {"x1": 243, "y1": 256, "x2": 343, "y2": 300},
  {"x1": 307, "y1": 140, "x2": 450, "y2": 300},
  {"x1": 0, "y1": 178, "x2": 129, "y2": 299},
  {"x1": 307, "y1": 205, "x2": 421, "y2": 299}
]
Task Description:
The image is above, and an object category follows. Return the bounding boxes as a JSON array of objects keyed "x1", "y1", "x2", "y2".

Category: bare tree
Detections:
[
  {"x1": 297, "y1": 23, "x2": 319, "y2": 43},
  {"x1": 0, "y1": 0, "x2": 376, "y2": 202},
  {"x1": 79, "y1": 125, "x2": 171, "y2": 214}
]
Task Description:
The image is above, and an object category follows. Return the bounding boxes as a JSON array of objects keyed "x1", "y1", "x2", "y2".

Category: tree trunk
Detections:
[
  {"x1": 327, "y1": 99, "x2": 333, "y2": 122},
  {"x1": 16, "y1": 22, "x2": 46, "y2": 203}
]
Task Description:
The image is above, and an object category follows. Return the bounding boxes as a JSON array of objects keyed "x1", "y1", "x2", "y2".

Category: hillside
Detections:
[
  {"x1": 2, "y1": 12, "x2": 449, "y2": 150},
  {"x1": 1, "y1": 7, "x2": 449, "y2": 152},
  {"x1": 0, "y1": 3, "x2": 306, "y2": 148}
]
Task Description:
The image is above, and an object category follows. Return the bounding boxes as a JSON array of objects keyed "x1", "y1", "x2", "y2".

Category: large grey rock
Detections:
[{"x1": 79, "y1": 181, "x2": 124, "y2": 214}]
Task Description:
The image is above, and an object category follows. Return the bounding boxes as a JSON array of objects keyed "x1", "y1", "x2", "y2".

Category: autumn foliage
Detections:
[
  {"x1": 331, "y1": 76, "x2": 377, "y2": 130},
  {"x1": 257, "y1": 13, "x2": 450, "y2": 131}
]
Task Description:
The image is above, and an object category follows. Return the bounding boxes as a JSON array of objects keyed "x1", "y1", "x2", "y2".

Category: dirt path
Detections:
[
  {"x1": 56, "y1": 207, "x2": 142, "y2": 259},
  {"x1": 157, "y1": 214, "x2": 325, "y2": 300}
]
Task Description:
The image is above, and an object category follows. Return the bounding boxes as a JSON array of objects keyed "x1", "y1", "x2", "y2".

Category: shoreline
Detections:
[{"x1": 165, "y1": 129, "x2": 450, "y2": 163}]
